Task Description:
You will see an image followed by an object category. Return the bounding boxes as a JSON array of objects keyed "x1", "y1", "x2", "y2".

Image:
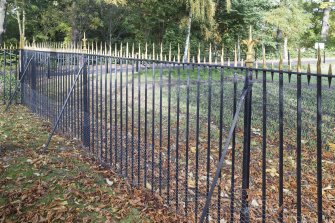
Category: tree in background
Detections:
[
  {"x1": 216, "y1": 0, "x2": 273, "y2": 58},
  {"x1": 320, "y1": 0, "x2": 334, "y2": 42},
  {"x1": 178, "y1": 0, "x2": 217, "y2": 62},
  {"x1": 0, "y1": 0, "x2": 7, "y2": 44},
  {"x1": 0, "y1": 0, "x2": 334, "y2": 56},
  {"x1": 14, "y1": 0, "x2": 25, "y2": 43},
  {"x1": 264, "y1": 0, "x2": 312, "y2": 59}
]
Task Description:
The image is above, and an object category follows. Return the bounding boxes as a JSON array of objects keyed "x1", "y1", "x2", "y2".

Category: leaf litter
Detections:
[{"x1": 0, "y1": 105, "x2": 186, "y2": 222}]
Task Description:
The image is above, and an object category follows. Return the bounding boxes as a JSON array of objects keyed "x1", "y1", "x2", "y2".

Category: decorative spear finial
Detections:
[
  {"x1": 242, "y1": 26, "x2": 257, "y2": 68},
  {"x1": 82, "y1": 32, "x2": 87, "y2": 53}
]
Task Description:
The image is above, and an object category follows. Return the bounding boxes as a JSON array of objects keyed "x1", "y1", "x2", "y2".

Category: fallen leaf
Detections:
[
  {"x1": 251, "y1": 199, "x2": 259, "y2": 207},
  {"x1": 146, "y1": 182, "x2": 152, "y2": 190},
  {"x1": 266, "y1": 168, "x2": 278, "y2": 177},
  {"x1": 106, "y1": 178, "x2": 114, "y2": 186},
  {"x1": 220, "y1": 219, "x2": 227, "y2": 223},
  {"x1": 328, "y1": 143, "x2": 335, "y2": 151},
  {"x1": 189, "y1": 179, "x2": 196, "y2": 188}
]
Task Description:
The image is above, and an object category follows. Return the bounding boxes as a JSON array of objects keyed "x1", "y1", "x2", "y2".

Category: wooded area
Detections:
[{"x1": 0, "y1": 0, "x2": 334, "y2": 58}]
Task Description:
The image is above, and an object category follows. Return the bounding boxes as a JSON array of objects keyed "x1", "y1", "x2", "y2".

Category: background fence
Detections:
[{"x1": 1, "y1": 46, "x2": 334, "y2": 222}]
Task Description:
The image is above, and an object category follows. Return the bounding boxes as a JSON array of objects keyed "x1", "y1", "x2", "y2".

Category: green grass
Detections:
[{"x1": 129, "y1": 65, "x2": 335, "y2": 148}]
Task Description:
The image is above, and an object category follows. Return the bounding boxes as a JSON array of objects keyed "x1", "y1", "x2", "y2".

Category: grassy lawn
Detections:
[{"x1": 0, "y1": 104, "x2": 184, "y2": 222}]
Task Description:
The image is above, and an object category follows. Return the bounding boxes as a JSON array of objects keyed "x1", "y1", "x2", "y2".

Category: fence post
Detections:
[
  {"x1": 240, "y1": 26, "x2": 256, "y2": 223},
  {"x1": 82, "y1": 33, "x2": 90, "y2": 148}
]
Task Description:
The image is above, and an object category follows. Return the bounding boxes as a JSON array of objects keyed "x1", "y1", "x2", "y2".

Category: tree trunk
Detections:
[
  {"x1": 283, "y1": 36, "x2": 288, "y2": 60},
  {"x1": 14, "y1": 0, "x2": 25, "y2": 38},
  {"x1": 71, "y1": 1, "x2": 79, "y2": 43},
  {"x1": 0, "y1": 0, "x2": 6, "y2": 44},
  {"x1": 276, "y1": 28, "x2": 283, "y2": 51},
  {"x1": 183, "y1": 10, "x2": 192, "y2": 63},
  {"x1": 321, "y1": 6, "x2": 331, "y2": 42}
]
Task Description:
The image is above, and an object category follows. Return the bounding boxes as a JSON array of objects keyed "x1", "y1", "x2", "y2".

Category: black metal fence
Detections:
[
  {"x1": 1, "y1": 48, "x2": 334, "y2": 223},
  {"x1": 0, "y1": 48, "x2": 19, "y2": 104}
]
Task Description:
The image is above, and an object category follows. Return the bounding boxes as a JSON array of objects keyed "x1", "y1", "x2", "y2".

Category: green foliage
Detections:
[
  {"x1": 264, "y1": 0, "x2": 312, "y2": 46},
  {"x1": 1, "y1": 0, "x2": 334, "y2": 54}
]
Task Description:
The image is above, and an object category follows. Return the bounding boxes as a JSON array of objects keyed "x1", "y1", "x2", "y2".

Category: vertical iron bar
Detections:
[
  {"x1": 137, "y1": 56, "x2": 141, "y2": 186},
  {"x1": 163, "y1": 60, "x2": 168, "y2": 202},
  {"x1": 206, "y1": 65, "x2": 212, "y2": 222},
  {"x1": 317, "y1": 74, "x2": 322, "y2": 223},
  {"x1": 144, "y1": 59, "x2": 147, "y2": 186},
  {"x1": 151, "y1": 60, "x2": 156, "y2": 193},
  {"x1": 279, "y1": 70, "x2": 284, "y2": 223},
  {"x1": 131, "y1": 58, "x2": 135, "y2": 183},
  {"x1": 31, "y1": 57, "x2": 36, "y2": 113},
  {"x1": 230, "y1": 71, "x2": 237, "y2": 222},
  {"x1": 105, "y1": 57, "x2": 108, "y2": 163},
  {"x1": 262, "y1": 70, "x2": 267, "y2": 223},
  {"x1": 120, "y1": 57, "x2": 123, "y2": 173},
  {"x1": 95, "y1": 54, "x2": 99, "y2": 158},
  {"x1": 218, "y1": 67, "x2": 224, "y2": 222},
  {"x1": 91, "y1": 54, "x2": 95, "y2": 155},
  {"x1": 3, "y1": 50, "x2": 6, "y2": 104},
  {"x1": 83, "y1": 53, "x2": 90, "y2": 147},
  {"x1": 114, "y1": 56, "x2": 118, "y2": 168},
  {"x1": 109, "y1": 56, "x2": 113, "y2": 165},
  {"x1": 195, "y1": 65, "x2": 201, "y2": 222},
  {"x1": 100, "y1": 56, "x2": 103, "y2": 161},
  {"x1": 125, "y1": 57, "x2": 129, "y2": 177},
  {"x1": 9, "y1": 48, "x2": 12, "y2": 102},
  {"x1": 296, "y1": 73, "x2": 302, "y2": 222},
  {"x1": 240, "y1": 69, "x2": 253, "y2": 223},
  {"x1": 181, "y1": 62, "x2": 187, "y2": 213}
]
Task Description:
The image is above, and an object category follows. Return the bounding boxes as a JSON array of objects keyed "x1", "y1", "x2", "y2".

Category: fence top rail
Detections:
[{"x1": 17, "y1": 48, "x2": 335, "y2": 78}]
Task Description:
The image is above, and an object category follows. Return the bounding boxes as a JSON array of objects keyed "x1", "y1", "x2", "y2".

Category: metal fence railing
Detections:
[
  {"x1": 1, "y1": 47, "x2": 334, "y2": 223},
  {"x1": 0, "y1": 49, "x2": 19, "y2": 104}
]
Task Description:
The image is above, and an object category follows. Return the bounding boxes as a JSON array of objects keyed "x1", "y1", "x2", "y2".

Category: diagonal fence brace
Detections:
[
  {"x1": 4, "y1": 54, "x2": 36, "y2": 112},
  {"x1": 199, "y1": 85, "x2": 250, "y2": 223},
  {"x1": 43, "y1": 62, "x2": 87, "y2": 152}
]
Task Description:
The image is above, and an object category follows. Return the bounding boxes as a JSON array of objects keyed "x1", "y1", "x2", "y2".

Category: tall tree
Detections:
[
  {"x1": 320, "y1": 0, "x2": 334, "y2": 42},
  {"x1": 179, "y1": 0, "x2": 219, "y2": 62},
  {"x1": 14, "y1": 0, "x2": 25, "y2": 40},
  {"x1": 265, "y1": 0, "x2": 311, "y2": 59},
  {"x1": 0, "y1": 0, "x2": 6, "y2": 44}
]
